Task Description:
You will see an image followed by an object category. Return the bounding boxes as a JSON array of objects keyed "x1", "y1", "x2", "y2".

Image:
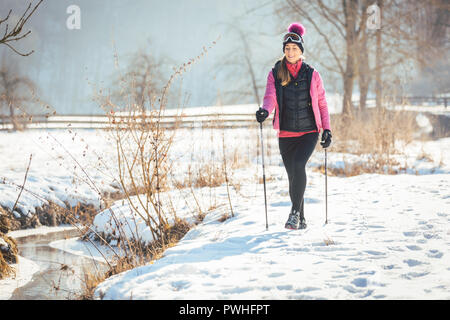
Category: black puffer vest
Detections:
[{"x1": 272, "y1": 60, "x2": 317, "y2": 132}]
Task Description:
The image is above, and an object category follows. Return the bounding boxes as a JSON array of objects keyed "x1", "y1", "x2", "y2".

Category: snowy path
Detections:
[
  {"x1": 94, "y1": 171, "x2": 450, "y2": 300},
  {"x1": 1, "y1": 129, "x2": 449, "y2": 299}
]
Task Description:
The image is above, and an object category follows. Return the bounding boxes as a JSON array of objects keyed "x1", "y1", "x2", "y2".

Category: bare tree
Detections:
[
  {"x1": 281, "y1": 0, "x2": 369, "y2": 116},
  {"x1": 375, "y1": 0, "x2": 383, "y2": 109},
  {"x1": 414, "y1": 0, "x2": 449, "y2": 68},
  {"x1": 231, "y1": 26, "x2": 263, "y2": 106},
  {"x1": 100, "y1": 44, "x2": 174, "y2": 113},
  {"x1": 356, "y1": 1, "x2": 371, "y2": 110},
  {"x1": 407, "y1": 0, "x2": 450, "y2": 95},
  {"x1": 277, "y1": 0, "x2": 448, "y2": 115},
  {"x1": 122, "y1": 50, "x2": 167, "y2": 110},
  {"x1": 215, "y1": 21, "x2": 270, "y2": 106},
  {"x1": 0, "y1": 0, "x2": 43, "y2": 56},
  {"x1": 0, "y1": 58, "x2": 37, "y2": 131}
]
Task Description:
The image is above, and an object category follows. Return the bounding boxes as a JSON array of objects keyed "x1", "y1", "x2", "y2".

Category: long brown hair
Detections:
[{"x1": 277, "y1": 55, "x2": 306, "y2": 86}]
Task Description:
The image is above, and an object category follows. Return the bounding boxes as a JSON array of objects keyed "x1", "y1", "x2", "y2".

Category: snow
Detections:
[
  {"x1": 1, "y1": 119, "x2": 449, "y2": 299},
  {"x1": 49, "y1": 236, "x2": 117, "y2": 263},
  {"x1": 89, "y1": 191, "x2": 203, "y2": 246},
  {"x1": 7, "y1": 225, "x2": 77, "y2": 239},
  {"x1": 415, "y1": 113, "x2": 433, "y2": 133},
  {"x1": 92, "y1": 171, "x2": 450, "y2": 300},
  {"x1": 0, "y1": 129, "x2": 119, "y2": 216}
]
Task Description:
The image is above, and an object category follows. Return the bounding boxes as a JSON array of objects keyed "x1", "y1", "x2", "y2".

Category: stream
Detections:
[{"x1": 9, "y1": 227, "x2": 108, "y2": 300}]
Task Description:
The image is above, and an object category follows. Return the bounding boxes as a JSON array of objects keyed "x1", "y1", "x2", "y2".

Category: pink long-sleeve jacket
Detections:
[{"x1": 262, "y1": 62, "x2": 331, "y2": 137}]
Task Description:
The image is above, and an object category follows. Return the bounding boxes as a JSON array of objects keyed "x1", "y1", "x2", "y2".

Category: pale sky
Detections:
[{"x1": 0, "y1": 0, "x2": 281, "y2": 114}]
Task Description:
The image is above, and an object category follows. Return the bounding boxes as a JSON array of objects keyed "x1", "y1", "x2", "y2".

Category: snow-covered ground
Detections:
[
  {"x1": 1, "y1": 119, "x2": 449, "y2": 299},
  {"x1": 1, "y1": 117, "x2": 448, "y2": 219},
  {"x1": 51, "y1": 138, "x2": 450, "y2": 299},
  {"x1": 89, "y1": 170, "x2": 449, "y2": 299},
  {"x1": 0, "y1": 129, "x2": 119, "y2": 216}
]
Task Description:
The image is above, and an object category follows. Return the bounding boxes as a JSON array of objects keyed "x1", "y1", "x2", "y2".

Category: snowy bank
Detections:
[{"x1": 93, "y1": 170, "x2": 450, "y2": 300}]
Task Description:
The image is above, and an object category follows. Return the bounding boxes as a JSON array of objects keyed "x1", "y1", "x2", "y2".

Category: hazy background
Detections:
[
  {"x1": 0, "y1": 0, "x2": 448, "y2": 115},
  {"x1": 0, "y1": 0, "x2": 286, "y2": 114}
]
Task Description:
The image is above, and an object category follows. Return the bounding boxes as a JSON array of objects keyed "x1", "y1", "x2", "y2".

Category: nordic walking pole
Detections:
[
  {"x1": 325, "y1": 148, "x2": 328, "y2": 224},
  {"x1": 259, "y1": 121, "x2": 269, "y2": 230}
]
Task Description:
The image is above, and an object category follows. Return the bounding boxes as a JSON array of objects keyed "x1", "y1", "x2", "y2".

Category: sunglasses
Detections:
[{"x1": 283, "y1": 32, "x2": 304, "y2": 44}]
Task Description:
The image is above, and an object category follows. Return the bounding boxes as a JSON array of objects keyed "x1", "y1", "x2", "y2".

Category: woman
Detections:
[{"x1": 256, "y1": 22, "x2": 332, "y2": 230}]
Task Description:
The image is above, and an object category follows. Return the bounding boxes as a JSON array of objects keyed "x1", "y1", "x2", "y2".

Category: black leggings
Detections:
[{"x1": 279, "y1": 132, "x2": 319, "y2": 213}]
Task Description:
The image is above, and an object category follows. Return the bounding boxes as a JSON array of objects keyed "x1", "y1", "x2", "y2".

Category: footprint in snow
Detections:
[
  {"x1": 277, "y1": 285, "x2": 293, "y2": 291},
  {"x1": 427, "y1": 249, "x2": 444, "y2": 259},
  {"x1": 304, "y1": 198, "x2": 320, "y2": 204},
  {"x1": 401, "y1": 272, "x2": 430, "y2": 280},
  {"x1": 268, "y1": 272, "x2": 284, "y2": 278},
  {"x1": 406, "y1": 245, "x2": 422, "y2": 251},
  {"x1": 171, "y1": 280, "x2": 191, "y2": 291},
  {"x1": 404, "y1": 259, "x2": 426, "y2": 267},
  {"x1": 403, "y1": 231, "x2": 419, "y2": 237},
  {"x1": 223, "y1": 287, "x2": 253, "y2": 294},
  {"x1": 270, "y1": 201, "x2": 291, "y2": 207},
  {"x1": 295, "y1": 287, "x2": 320, "y2": 293},
  {"x1": 364, "y1": 250, "x2": 385, "y2": 256},
  {"x1": 382, "y1": 264, "x2": 396, "y2": 270},
  {"x1": 353, "y1": 275, "x2": 384, "y2": 288},
  {"x1": 423, "y1": 233, "x2": 438, "y2": 240}
]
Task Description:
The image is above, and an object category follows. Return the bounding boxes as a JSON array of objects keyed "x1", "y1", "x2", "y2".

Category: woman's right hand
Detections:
[{"x1": 256, "y1": 108, "x2": 269, "y2": 123}]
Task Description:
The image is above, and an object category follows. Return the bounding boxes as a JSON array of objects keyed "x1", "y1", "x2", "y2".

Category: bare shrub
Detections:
[
  {"x1": 0, "y1": 234, "x2": 18, "y2": 279},
  {"x1": 327, "y1": 106, "x2": 419, "y2": 174}
]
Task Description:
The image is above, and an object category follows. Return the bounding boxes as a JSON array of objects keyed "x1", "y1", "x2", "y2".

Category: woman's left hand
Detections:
[{"x1": 320, "y1": 129, "x2": 332, "y2": 148}]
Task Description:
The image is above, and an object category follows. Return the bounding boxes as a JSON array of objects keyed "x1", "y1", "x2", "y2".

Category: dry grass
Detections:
[
  {"x1": 258, "y1": 175, "x2": 276, "y2": 184},
  {"x1": 0, "y1": 234, "x2": 18, "y2": 279},
  {"x1": 218, "y1": 212, "x2": 232, "y2": 222},
  {"x1": 331, "y1": 107, "x2": 418, "y2": 155},
  {"x1": 416, "y1": 147, "x2": 434, "y2": 162},
  {"x1": 312, "y1": 156, "x2": 407, "y2": 177},
  {"x1": 181, "y1": 162, "x2": 227, "y2": 189},
  {"x1": 0, "y1": 208, "x2": 20, "y2": 279},
  {"x1": 323, "y1": 107, "x2": 421, "y2": 175},
  {"x1": 0, "y1": 252, "x2": 14, "y2": 279},
  {"x1": 78, "y1": 217, "x2": 191, "y2": 300},
  {"x1": 323, "y1": 236, "x2": 335, "y2": 246}
]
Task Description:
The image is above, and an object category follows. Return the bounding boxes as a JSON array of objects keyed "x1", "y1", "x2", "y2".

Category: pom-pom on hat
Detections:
[{"x1": 283, "y1": 22, "x2": 306, "y2": 53}]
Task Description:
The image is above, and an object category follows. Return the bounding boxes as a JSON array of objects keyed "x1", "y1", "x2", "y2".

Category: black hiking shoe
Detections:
[
  {"x1": 298, "y1": 216, "x2": 307, "y2": 229},
  {"x1": 298, "y1": 199, "x2": 307, "y2": 229},
  {"x1": 285, "y1": 209, "x2": 300, "y2": 230}
]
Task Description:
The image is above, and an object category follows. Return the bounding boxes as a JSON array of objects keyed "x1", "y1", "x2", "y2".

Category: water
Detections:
[{"x1": 9, "y1": 228, "x2": 108, "y2": 300}]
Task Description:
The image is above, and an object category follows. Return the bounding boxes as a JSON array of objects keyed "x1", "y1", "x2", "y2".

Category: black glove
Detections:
[
  {"x1": 320, "y1": 129, "x2": 332, "y2": 148},
  {"x1": 255, "y1": 108, "x2": 269, "y2": 123}
]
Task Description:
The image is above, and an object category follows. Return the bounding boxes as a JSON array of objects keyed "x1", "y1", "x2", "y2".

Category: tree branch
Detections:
[
  {"x1": 0, "y1": 0, "x2": 43, "y2": 56},
  {"x1": 287, "y1": 0, "x2": 346, "y2": 75},
  {"x1": 11, "y1": 154, "x2": 32, "y2": 217}
]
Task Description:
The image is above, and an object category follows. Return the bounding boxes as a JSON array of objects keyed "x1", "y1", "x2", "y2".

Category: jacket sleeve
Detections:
[
  {"x1": 261, "y1": 70, "x2": 277, "y2": 115},
  {"x1": 314, "y1": 70, "x2": 331, "y2": 131}
]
